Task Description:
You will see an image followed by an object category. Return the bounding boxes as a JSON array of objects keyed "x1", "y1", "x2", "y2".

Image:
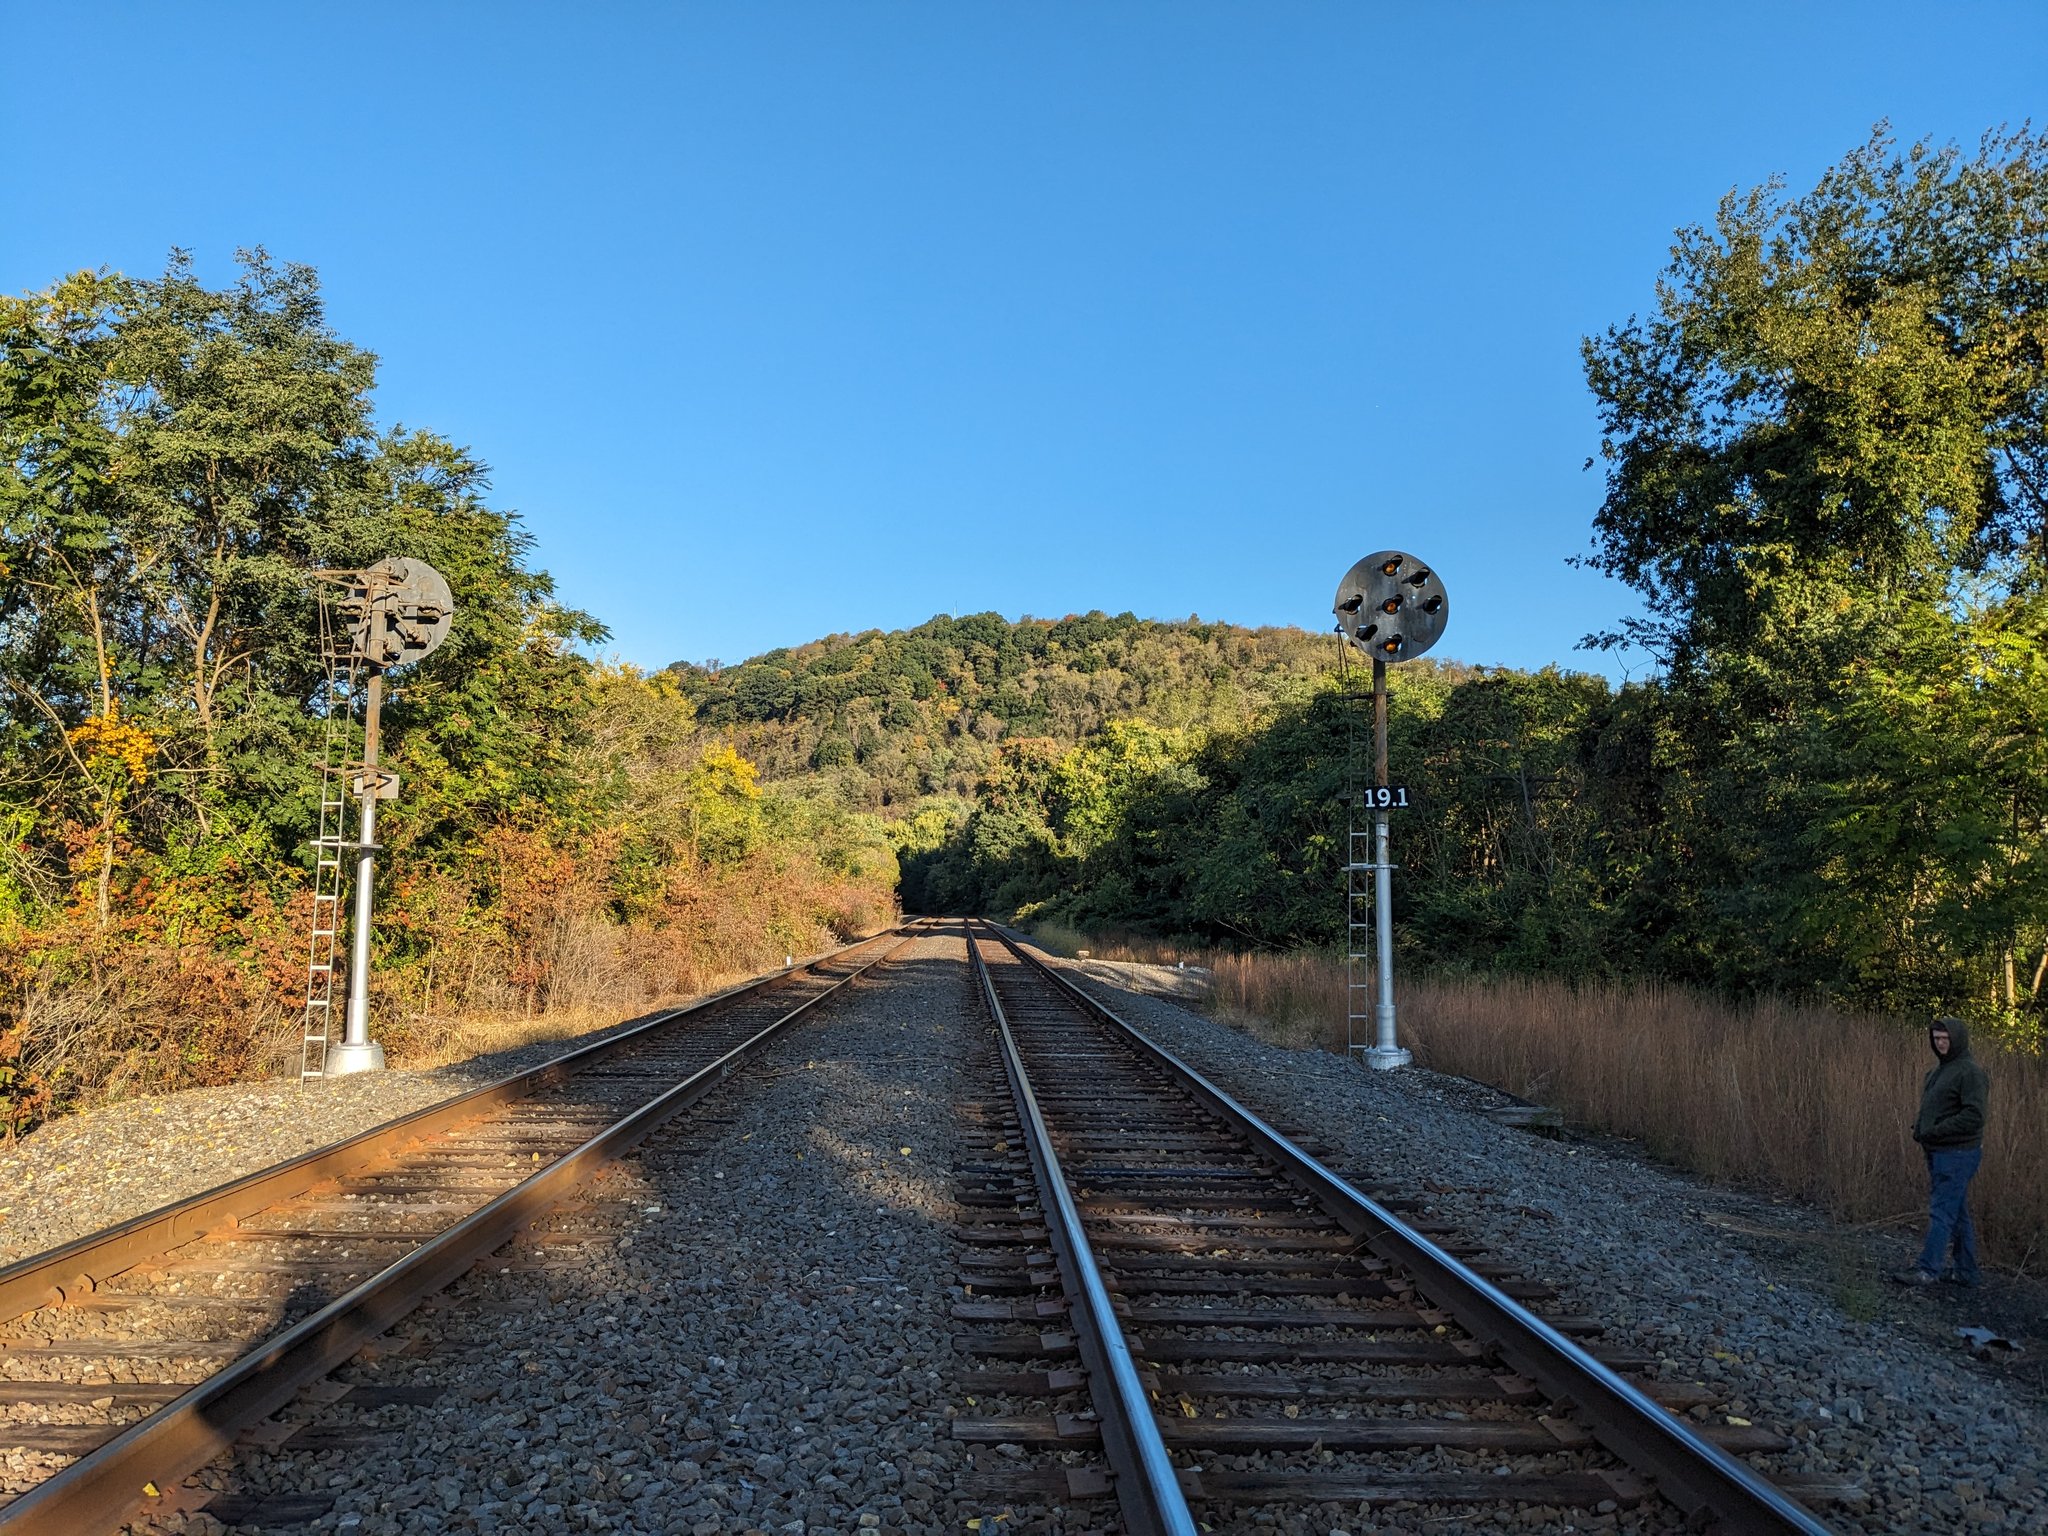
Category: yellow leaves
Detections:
[
  {"x1": 696, "y1": 742, "x2": 761, "y2": 800},
  {"x1": 67, "y1": 706, "x2": 156, "y2": 784}
]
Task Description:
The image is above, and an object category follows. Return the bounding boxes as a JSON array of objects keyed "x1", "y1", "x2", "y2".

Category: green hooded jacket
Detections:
[{"x1": 1913, "y1": 1016, "x2": 1989, "y2": 1152}]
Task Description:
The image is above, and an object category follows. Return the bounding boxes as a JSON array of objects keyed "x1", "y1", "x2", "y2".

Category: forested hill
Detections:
[{"x1": 669, "y1": 613, "x2": 1452, "y2": 809}]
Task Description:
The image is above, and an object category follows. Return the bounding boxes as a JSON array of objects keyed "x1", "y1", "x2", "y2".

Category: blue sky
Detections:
[{"x1": 6, "y1": 4, "x2": 2045, "y2": 676}]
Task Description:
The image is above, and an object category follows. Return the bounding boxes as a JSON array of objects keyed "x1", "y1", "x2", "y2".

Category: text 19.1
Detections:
[{"x1": 1362, "y1": 786, "x2": 1411, "y2": 809}]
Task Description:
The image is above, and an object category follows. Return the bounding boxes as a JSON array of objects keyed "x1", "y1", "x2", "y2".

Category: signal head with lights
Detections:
[{"x1": 1333, "y1": 551, "x2": 1448, "y2": 661}]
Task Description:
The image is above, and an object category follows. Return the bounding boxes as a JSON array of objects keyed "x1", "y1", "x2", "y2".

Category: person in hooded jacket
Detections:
[{"x1": 1893, "y1": 1015, "x2": 1990, "y2": 1287}]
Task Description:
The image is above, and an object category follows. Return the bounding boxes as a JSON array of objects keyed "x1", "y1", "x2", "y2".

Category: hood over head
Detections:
[{"x1": 1930, "y1": 1015, "x2": 1972, "y2": 1061}]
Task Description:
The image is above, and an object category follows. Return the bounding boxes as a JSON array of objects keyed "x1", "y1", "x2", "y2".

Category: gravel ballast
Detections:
[
  {"x1": 0, "y1": 981, "x2": 818, "y2": 1266},
  {"x1": 203, "y1": 931, "x2": 982, "y2": 1536},
  {"x1": 1038, "y1": 949, "x2": 2048, "y2": 1536}
]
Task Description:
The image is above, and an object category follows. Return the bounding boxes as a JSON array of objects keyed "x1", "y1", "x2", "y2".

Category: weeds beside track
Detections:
[{"x1": 1028, "y1": 927, "x2": 2048, "y2": 1269}]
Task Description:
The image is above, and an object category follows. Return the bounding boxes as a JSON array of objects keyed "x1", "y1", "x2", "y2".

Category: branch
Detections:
[{"x1": 1, "y1": 674, "x2": 95, "y2": 784}]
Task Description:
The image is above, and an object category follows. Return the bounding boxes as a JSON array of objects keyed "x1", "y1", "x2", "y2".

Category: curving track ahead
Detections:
[
  {"x1": 955, "y1": 922, "x2": 1837, "y2": 1535},
  {"x1": 0, "y1": 927, "x2": 915, "y2": 1536}
]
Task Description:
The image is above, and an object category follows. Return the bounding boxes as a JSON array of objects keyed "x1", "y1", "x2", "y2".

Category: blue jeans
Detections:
[{"x1": 1916, "y1": 1146, "x2": 1982, "y2": 1283}]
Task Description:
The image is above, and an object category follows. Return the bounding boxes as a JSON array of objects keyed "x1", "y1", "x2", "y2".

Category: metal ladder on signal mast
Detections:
[
  {"x1": 1346, "y1": 820, "x2": 1376, "y2": 1054},
  {"x1": 1342, "y1": 671, "x2": 1377, "y2": 1056},
  {"x1": 300, "y1": 590, "x2": 362, "y2": 1082}
]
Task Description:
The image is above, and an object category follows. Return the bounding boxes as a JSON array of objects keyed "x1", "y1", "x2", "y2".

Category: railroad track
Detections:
[
  {"x1": 0, "y1": 927, "x2": 914, "y2": 1536},
  {"x1": 951, "y1": 923, "x2": 1838, "y2": 1534}
]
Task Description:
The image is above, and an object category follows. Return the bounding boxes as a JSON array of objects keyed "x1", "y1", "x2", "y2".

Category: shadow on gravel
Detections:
[{"x1": 211, "y1": 933, "x2": 982, "y2": 1536}]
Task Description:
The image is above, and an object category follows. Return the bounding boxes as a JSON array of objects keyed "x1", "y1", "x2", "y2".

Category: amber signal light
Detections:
[{"x1": 1333, "y1": 549, "x2": 1447, "y2": 665}]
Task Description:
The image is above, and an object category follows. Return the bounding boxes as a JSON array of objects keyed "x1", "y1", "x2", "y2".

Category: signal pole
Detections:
[
  {"x1": 1368, "y1": 656, "x2": 1404, "y2": 1067},
  {"x1": 1333, "y1": 551, "x2": 1449, "y2": 1070},
  {"x1": 332, "y1": 671, "x2": 387, "y2": 1075}
]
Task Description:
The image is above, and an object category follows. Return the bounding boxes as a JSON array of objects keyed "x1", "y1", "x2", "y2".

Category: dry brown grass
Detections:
[
  {"x1": 361, "y1": 872, "x2": 896, "y2": 1074},
  {"x1": 383, "y1": 1005, "x2": 654, "y2": 1073},
  {"x1": 1406, "y1": 974, "x2": 2048, "y2": 1266},
  {"x1": 1, "y1": 854, "x2": 897, "y2": 1136},
  {"x1": 4, "y1": 951, "x2": 302, "y2": 1129},
  {"x1": 379, "y1": 952, "x2": 864, "y2": 1075},
  {"x1": 1028, "y1": 928, "x2": 2048, "y2": 1269}
]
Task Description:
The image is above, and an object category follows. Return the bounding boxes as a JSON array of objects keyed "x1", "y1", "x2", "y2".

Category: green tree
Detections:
[
  {"x1": 0, "y1": 254, "x2": 384, "y2": 922},
  {"x1": 1582, "y1": 125, "x2": 2048, "y2": 1013},
  {"x1": 0, "y1": 252, "x2": 606, "y2": 928}
]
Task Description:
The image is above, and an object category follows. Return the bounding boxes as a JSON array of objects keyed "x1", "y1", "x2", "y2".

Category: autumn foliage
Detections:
[{"x1": 0, "y1": 256, "x2": 894, "y2": 1133}]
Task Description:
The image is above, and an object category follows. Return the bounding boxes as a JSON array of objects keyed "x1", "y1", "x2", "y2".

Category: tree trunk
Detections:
[{"x1": 96, "y1": 815, "x2": 115, "y2": 929}]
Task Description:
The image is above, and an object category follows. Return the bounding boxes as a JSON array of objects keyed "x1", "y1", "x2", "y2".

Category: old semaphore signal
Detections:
[{"x1": 300, "y1": 559, "x2": 455, "y2": 1081}]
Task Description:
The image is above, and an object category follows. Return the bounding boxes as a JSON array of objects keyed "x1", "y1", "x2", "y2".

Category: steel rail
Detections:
[
  {"x1": 0, "y1": 929, "x2": 894, "y2": 1325},
  {"x1": 987, "y1": 926, "x2": 1834, "y2": 1536},
  {"x1": 967, "y1": 924, "x2": 1197, "y2": 1536},
  {"x1": 0, "y1": 929, "x2": 915, "y2": 1536}
]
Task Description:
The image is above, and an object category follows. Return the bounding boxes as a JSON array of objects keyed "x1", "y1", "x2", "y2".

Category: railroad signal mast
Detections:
[
  {"x1": 1333, "y1": 551, "x2": 1449, "y2": 1069},
  {"x1": 301, "y1": 559, "x2": 454, "y2": 1081}
]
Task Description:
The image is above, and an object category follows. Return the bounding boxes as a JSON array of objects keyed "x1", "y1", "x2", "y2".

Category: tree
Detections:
[
  {"x1": 1582, "y1": 126, "x2": 2048, "y2": 1015},
  {"x1": 0, "y1": 254, "x2": 383, "y2": 922}
]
